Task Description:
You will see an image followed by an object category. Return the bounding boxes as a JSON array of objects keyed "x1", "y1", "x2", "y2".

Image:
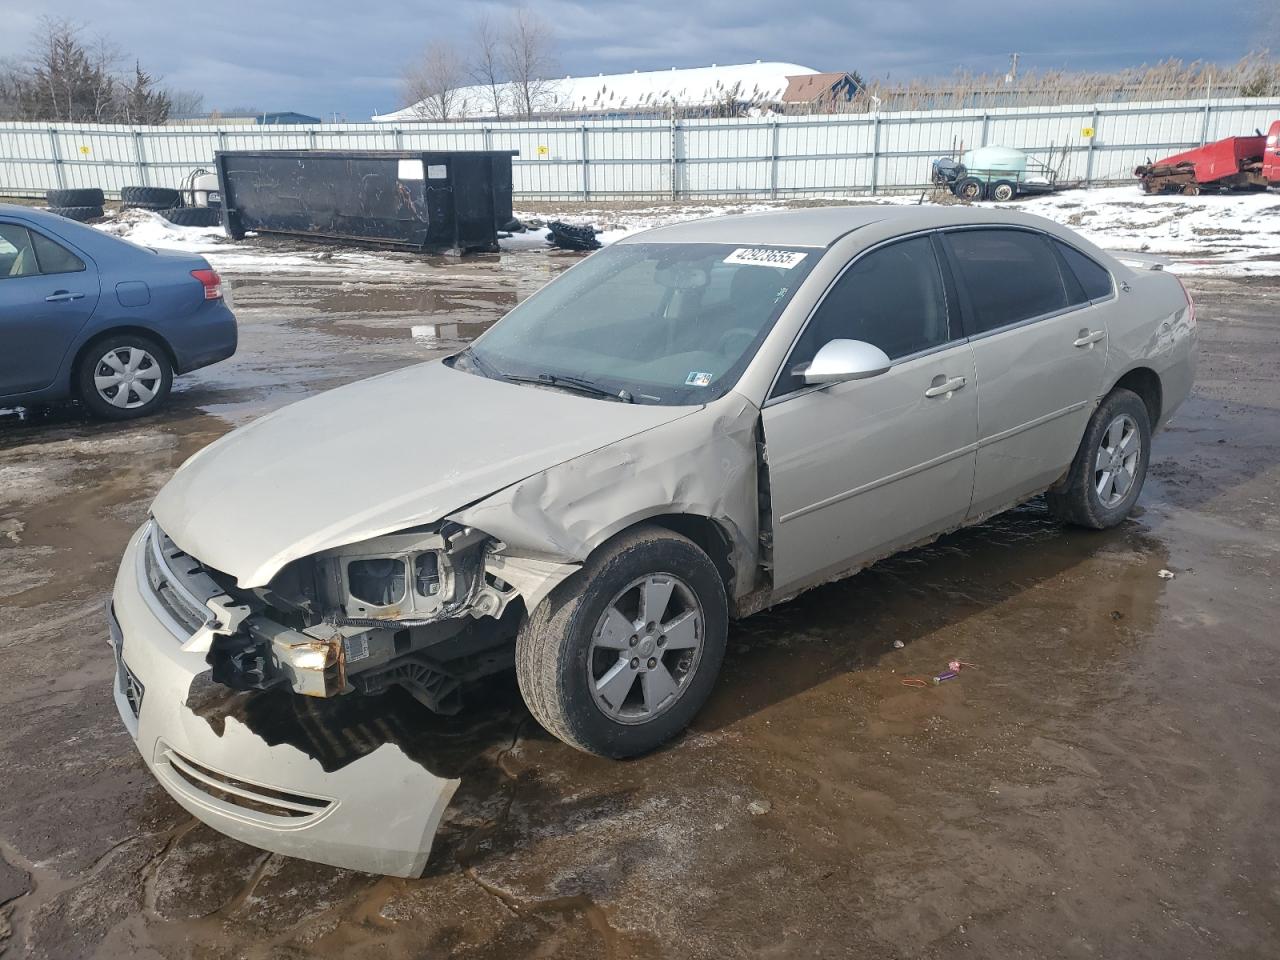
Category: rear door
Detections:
[
  {"x1": 762, "y1": 233, "x2": 978, "y2": 594},
  {"x1": 940, "y1": 227, "x2": 1109, "y2": 519},
  {"x1": 0, "y1": 220, "x2": 100, "y2": 397}
]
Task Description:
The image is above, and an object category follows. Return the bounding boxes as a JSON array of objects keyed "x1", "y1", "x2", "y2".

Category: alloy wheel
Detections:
[
  {"x1": 587, "y1": 573, "x2": 705, "y2": 725},
  {"x1": 1094, "y1": 413, "x2": 1141, "y2": 507}
]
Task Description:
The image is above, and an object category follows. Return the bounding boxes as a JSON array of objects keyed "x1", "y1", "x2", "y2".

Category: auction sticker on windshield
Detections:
[{"x1": 724, "y1": 248, "x2": 808, "y2": 269}]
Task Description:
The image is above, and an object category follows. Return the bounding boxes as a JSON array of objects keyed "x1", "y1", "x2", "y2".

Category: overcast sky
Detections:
[{"x1": 1, "y1": 0, "x2": 1274, "y2": 119}]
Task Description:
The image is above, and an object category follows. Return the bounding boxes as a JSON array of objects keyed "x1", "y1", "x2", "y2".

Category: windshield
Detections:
[{"x1": 460, "y1": 242, "x2": 818, "y2": 404}]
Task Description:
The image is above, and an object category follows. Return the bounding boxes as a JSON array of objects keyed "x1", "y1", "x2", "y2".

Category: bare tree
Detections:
[
  {"x1": 4, "y1": 18, "x2": 185, "y2": 123},
  {"x1": 469, "y1": 12, "x2": 505, "y2": 118},
  {"x1": 403, "y1": 40, "x2": 466, "y2": 121},
  {"x1": 501, "y1": 5, "x2": 557, "y2": 119},
  {"x1": 0, "y1": 59, "x2": 22, "y2": 120},
  {"x1": 168, "y1": 88, "x2": 205, "y2": 119}
]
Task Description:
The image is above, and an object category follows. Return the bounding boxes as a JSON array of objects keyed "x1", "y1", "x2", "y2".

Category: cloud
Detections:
[{"x1": 0, "y1": 0, "x2": 1256, "y2": 118}]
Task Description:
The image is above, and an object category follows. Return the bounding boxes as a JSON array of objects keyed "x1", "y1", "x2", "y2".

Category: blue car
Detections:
[{"x1": 0, "y1": 203, "x2": 237, "y2": 419}]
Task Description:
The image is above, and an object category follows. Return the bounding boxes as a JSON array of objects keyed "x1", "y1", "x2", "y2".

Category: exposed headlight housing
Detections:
[{"x1": 315, "y1": 525, "x2": 513, "y2": 625}]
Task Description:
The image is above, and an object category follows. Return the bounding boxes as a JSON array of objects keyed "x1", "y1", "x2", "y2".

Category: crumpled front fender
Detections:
[{"x1": 451, "y1": 391, "x2": 763, "y2": 607}]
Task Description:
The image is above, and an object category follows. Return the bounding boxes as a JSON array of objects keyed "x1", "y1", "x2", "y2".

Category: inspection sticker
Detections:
[
  {"x1": 724, "y1": 248, "x2": 807, "y2": 269},
  {"x1": 685, "y1": 371, "x2": 714, "y2": 387}
]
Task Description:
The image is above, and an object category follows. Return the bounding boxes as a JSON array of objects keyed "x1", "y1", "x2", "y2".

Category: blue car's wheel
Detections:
[{"x1": 76, "y1": 334, "x2": 172, "y2": 420}]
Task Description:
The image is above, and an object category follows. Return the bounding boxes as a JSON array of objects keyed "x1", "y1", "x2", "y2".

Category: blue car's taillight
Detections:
[{"x1": 191, "y1": 268, "x2": 222, "y2": 300}]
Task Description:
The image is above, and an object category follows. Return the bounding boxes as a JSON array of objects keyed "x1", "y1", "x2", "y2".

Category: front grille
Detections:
[
  {"x1": 142, "y1": 523, "x2": 222, "y2": 638},
  {"x1": 158, "y1": 745, "x2": 333, "y2": 823}
]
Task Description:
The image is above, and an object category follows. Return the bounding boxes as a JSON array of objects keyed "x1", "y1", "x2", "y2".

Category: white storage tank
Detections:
[{"x1": 961, "y1": 146, "x2": 1028, "y2": 175}]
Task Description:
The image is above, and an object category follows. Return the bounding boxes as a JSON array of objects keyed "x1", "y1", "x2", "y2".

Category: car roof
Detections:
[
  {"x1": 0, "y1": 202, "x2": 80, "y2": 228},
  {"x1": 616, "y1": 203, "x2": 1076, "y2": 248},
  {"x1": 0, "y1": 201, "x2": 107, "y2": 245}
]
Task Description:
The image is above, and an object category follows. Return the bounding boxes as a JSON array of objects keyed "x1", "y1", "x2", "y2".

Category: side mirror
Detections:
[{"x1": 795, "y1": 339, "x2": 892, "y2": 385}]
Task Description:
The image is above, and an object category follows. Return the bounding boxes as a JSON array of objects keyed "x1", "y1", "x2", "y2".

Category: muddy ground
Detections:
[{"x1": 0, "y1": 243, "x2": 1277, "y2": 959}]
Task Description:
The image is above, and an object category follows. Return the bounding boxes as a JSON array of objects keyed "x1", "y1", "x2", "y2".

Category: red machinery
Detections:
[{"x1": 1135, "y1": 120, "x2": 1280, "y2": 194}]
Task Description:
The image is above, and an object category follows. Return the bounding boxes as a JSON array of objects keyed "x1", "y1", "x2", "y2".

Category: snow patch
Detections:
[{"x1": 510, "y1": 188, "x2": 1280, "y2": 275}]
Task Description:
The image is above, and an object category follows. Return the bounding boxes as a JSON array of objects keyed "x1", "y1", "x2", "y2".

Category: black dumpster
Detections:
[{"x1": 213, "y1": 149, "x2": 517, "y2": 253}]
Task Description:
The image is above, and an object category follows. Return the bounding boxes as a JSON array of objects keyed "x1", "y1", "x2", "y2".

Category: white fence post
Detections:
[
  {"x1": 669, "y1": 109, "x2": 678, "y2": 200},
  {"x1": 870, "y1": 114, "x2": 881, "y2": 196},
  {"x1": 132, "y1": 129, "x2": 148, "y2": 186},
  {"x1": 47, "y1": 128, "x2": 65, "y2": 190},
  {"x1": 1085, "y1": 107, "x2": 1100, "y2": 187},
  {"x1": 769, "y1": 121, "x2": 780, "y2": 199}
]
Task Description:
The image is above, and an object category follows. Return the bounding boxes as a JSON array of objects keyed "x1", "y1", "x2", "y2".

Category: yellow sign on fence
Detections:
[
  {"x1": 536, "y1": 144, "x2": 549, "y2": 158},
  {"x1": 1081, "y1": 127, "x2": 1095, "y2": 139}
]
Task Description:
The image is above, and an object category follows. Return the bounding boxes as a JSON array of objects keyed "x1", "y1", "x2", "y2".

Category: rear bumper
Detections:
[
  {"x1": 109, "y1": 524, "x2": 458, "y2": 877},
  {"x1": 169, "y1": 300, "x2": 238, "y2": 374}
]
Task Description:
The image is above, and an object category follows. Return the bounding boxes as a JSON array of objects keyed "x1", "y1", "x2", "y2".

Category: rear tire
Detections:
[
  {"x1": 46, "y1": 188, "x2": 104, "y2": 207},
  {"x1": 121, "y1": 186, "x2": 183, "y2": 210},
  {"x1": 1046, "y1": 388, "x2": 1151, "y2": 529},
  {"x1": 46, "y1": 205, "x2": 104, "y2": 222},
  {"x1": 516, "y1": 527, "x2": 728, "y2": 758},
  {"x1": 75, "y1": 333, "x2": 173, "y2": 420},
  {"x1": 991, "y1": 180, "x2": 1017, "y2": 202}
]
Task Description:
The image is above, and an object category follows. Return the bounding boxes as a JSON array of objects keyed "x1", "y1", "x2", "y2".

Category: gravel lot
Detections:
[{"x1": 0, "y1": 235, "x2": 1277, "y2": 959}]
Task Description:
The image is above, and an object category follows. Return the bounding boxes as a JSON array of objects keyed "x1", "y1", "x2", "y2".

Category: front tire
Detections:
[
  {"x1": 76, "y1": 334, "x2": 173, "y2": 420},
  {"x1": 954, "y1": 176, "x2": 986, "y2": 201},
  {"x1": 1046, "y1": 388, "x2": 1151, "y2": 529},
  {"x1": 516, "y1": 527, "x2": 728, "y2": 758}
]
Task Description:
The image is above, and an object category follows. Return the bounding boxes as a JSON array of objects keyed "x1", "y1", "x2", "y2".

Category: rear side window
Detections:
[
  {"x1": 31, "y1": 231, "x2": 86, "y2": 275},
  {"x1": 1055, "y1": 240, "x2": 1113, "y2": 301},
  {"x1": 945, "y1": 229, "x2": 1070, "y2": 334},
  {"x1": 773, "y1": 235, "x2": 950, "y2": 396},
  {"x1": 0, "y1": 223, "x2": 39, "y2": 279}
]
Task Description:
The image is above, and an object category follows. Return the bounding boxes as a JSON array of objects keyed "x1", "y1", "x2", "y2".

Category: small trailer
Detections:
[
  {"x1": 1134, "y1": 121, "x2": 1280, "y2": 195},
  {"x1": 214, "y1": 149, "x2": 517, "y2": 253},
  {"x1": 931, "y1": 146, "x2": 1065, "y2": 201}
]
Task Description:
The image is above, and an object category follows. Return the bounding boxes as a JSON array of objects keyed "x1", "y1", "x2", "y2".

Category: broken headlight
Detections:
[
  {"x1": 348, "y1": 557, "x2": 407, "y2": 606},
  {"x1": 315, "y1": 525, "x2": 495, "y2": 625}
]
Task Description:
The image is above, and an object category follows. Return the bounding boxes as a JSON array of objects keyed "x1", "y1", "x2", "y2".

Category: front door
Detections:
[
  {"x1": 940, "y1": 228, "x2": 1110, "y2": 519},
  {"x1": 0, "y1": 221, "x2": 100, "y2": 397},
  {"x1": 762, "y1": 234, "x2": 979, "y2": 595}
]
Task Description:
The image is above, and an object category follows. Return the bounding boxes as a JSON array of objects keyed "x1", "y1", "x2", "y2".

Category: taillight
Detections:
[
  {"x1": 191, "y1": 268, "x2": 222, "y2": 300},
  {"x1": 1173, "y1": 273, "x2": 1195, "y2": 326}
]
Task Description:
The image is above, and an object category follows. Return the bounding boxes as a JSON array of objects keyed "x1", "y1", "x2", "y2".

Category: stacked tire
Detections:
[
  {"x1": 120, "y1": 186, "x2": 183, "y2": 211},
  {"x1": 45, "y1": 188, "x2": 104, "y2": 222}
]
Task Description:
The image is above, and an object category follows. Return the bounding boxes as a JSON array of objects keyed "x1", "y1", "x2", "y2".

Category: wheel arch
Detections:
[
  {"x1": 69, "y1": 325, "x2": 178, "y2": 399},
  {"x1": 567, "y1": 512, "x2": 738, "y2": 606},
  {"x1": 1111, "y1": 365, "x2": 1163, "y2": 428},
  {"x1": 638, "y1": 513, "x2": 737, "y2": 600}
]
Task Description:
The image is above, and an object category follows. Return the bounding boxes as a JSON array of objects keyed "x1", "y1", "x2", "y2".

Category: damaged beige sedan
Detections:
[{"x1": 110, "y1": 206, "x2": 1196, "y2": 875}]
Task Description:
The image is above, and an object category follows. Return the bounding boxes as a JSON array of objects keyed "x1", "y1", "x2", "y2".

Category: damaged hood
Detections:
[{"x1": 152, "y1": 360, "x2": 694, "y2": 586}]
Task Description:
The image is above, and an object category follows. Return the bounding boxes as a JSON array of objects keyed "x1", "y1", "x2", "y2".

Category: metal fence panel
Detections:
[{"x1": 2, "y1": 96, "x2": 1278, "y2": 202}]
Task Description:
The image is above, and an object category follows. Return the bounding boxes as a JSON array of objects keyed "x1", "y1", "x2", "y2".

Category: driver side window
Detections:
[{"x1": 771, "y1": 235, "x2": 951, "y2": 398}]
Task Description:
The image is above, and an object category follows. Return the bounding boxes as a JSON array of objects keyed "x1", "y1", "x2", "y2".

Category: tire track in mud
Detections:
[{"x1": 451, "y1": 719, "x2": 632, "y2": 960}]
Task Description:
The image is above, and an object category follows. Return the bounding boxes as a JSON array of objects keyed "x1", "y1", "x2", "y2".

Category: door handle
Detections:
[
  {"x1": 924, "y1": 375, "x2": 966, "y2": 398},
  {"x1": 45, "y1": 291, "x2": 85, "y2": 303},
  {"x1": 1073, "y1": 329, "x2": 1106, "y2": 348}
]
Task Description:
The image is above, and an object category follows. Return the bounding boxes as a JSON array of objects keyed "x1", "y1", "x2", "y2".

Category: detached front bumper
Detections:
[{"x1": 109, "y1": 524, "x2": 458, "y2": 877}]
